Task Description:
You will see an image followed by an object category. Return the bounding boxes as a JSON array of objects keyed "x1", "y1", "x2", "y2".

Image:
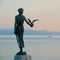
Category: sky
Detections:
[{"x1": 0, "y1": 0, "x2": 60, "y2": 32}]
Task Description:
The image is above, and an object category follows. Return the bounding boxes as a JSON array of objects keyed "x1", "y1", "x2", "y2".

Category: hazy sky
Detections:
[{"x1": 0, "y1": 0, "x2": 60, "y2": 31}]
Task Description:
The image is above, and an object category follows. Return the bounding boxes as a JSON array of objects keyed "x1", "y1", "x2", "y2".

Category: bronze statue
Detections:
[{"x1": 14, "y1": 8, "x2": 38, "y2": 55}]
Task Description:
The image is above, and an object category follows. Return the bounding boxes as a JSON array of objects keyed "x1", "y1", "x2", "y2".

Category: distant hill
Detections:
[
  {"x1": 25, "y1": 29, "x2": 60, "y2": 35},
  {"x1": 0, "y1": 29, "x2": 13, "y2": 35},
  {"x1": 0, "y1": 29, "x2": 60, "y2": 35}
]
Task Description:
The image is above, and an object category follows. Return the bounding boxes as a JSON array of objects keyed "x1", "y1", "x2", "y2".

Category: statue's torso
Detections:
[
  {"x1": 15, "y1": 14, "x2": 25, "y2": 33},
  {"x1": 16, "y1": 14, "x2": 25, "y2": 26}
]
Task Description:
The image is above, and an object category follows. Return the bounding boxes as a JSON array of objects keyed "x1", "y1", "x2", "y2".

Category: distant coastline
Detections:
[{"x1": 0, "y1": 28, "x2": 60, "y2": 35}]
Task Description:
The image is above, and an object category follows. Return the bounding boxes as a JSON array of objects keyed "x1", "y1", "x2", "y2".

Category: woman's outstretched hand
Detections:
[
  {"x1": 28, "y1": 18, "x2": 38, "y2": 27},
  {"x1": 28, "y1": 18, "x2": 38, "y2": 23}
]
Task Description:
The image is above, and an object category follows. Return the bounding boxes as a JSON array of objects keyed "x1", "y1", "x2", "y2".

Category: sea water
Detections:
[{"x1": 0, "y1": 35, "x2": 60, "y2": 60}]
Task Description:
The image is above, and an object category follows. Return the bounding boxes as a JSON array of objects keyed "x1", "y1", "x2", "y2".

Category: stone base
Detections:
[
  {"x1": 16, "y1": 51, "x2": 27, "y2": 55},
  {"x1": 14, "y1": 55, "x2": 32, "y2": 60}
]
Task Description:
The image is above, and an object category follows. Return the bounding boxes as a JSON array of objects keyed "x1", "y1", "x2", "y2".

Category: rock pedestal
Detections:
[{"x1": 14, "y1": 55, "x2": 32, "y2": 60}]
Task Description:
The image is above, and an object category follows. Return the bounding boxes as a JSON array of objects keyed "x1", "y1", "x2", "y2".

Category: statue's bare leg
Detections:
[{"x1": 20, "y1": 47, "x2": 23, "y2": 53}]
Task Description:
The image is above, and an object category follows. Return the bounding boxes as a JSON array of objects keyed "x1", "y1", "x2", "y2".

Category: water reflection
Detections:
[{"x1": 0, "y1": 36, "x2": 60, "y2": 60}]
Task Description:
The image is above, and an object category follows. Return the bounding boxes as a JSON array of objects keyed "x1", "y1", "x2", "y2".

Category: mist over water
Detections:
[{"x1": 0, "y1": 35, "x2": 60, "y2": 60}]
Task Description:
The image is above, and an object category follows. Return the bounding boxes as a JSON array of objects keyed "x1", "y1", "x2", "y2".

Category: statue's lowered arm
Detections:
[{"x1": 24, "y1": 18, "x2": 34, "y2": 27}]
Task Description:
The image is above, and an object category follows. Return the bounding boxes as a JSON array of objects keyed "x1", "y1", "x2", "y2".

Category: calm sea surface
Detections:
[{"x1": 0, "y1": 35, "x2": 60, "y2": 60}]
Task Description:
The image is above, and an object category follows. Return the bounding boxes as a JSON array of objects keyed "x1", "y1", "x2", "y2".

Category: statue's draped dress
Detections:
[{"x1": 15, "y1": 14, "x2": 25, "y2": 48}]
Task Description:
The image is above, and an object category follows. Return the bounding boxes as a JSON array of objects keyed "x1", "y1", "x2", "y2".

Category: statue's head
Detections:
[{"x1": 18, "y1": 8, "x2": 24, "y2": 14}]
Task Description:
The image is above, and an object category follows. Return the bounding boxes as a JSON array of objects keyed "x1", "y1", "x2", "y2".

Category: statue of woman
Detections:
[{"x1": 14, "y1": 8, "x2": 38, "y2": 53}]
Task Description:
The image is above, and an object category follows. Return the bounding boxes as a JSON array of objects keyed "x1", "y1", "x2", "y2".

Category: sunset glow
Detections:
[{"x1": 0, "y1": 0, "x2": 60, "y2": 32}]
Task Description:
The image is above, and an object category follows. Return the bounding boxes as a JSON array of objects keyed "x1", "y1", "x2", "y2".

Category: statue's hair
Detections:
[{"x1": 18, "y1": 8, "x2": 24, "y2": 14}]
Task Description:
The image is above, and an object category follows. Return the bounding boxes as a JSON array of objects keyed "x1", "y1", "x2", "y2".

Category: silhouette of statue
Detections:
[{"x1": 14, "y1": 8, "x2": 38, "y2": 55}]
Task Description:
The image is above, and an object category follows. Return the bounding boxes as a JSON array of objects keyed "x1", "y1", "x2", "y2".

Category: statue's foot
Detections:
[{"x1": 16, "y1": 51, "x2": 27, "y2": 55}]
